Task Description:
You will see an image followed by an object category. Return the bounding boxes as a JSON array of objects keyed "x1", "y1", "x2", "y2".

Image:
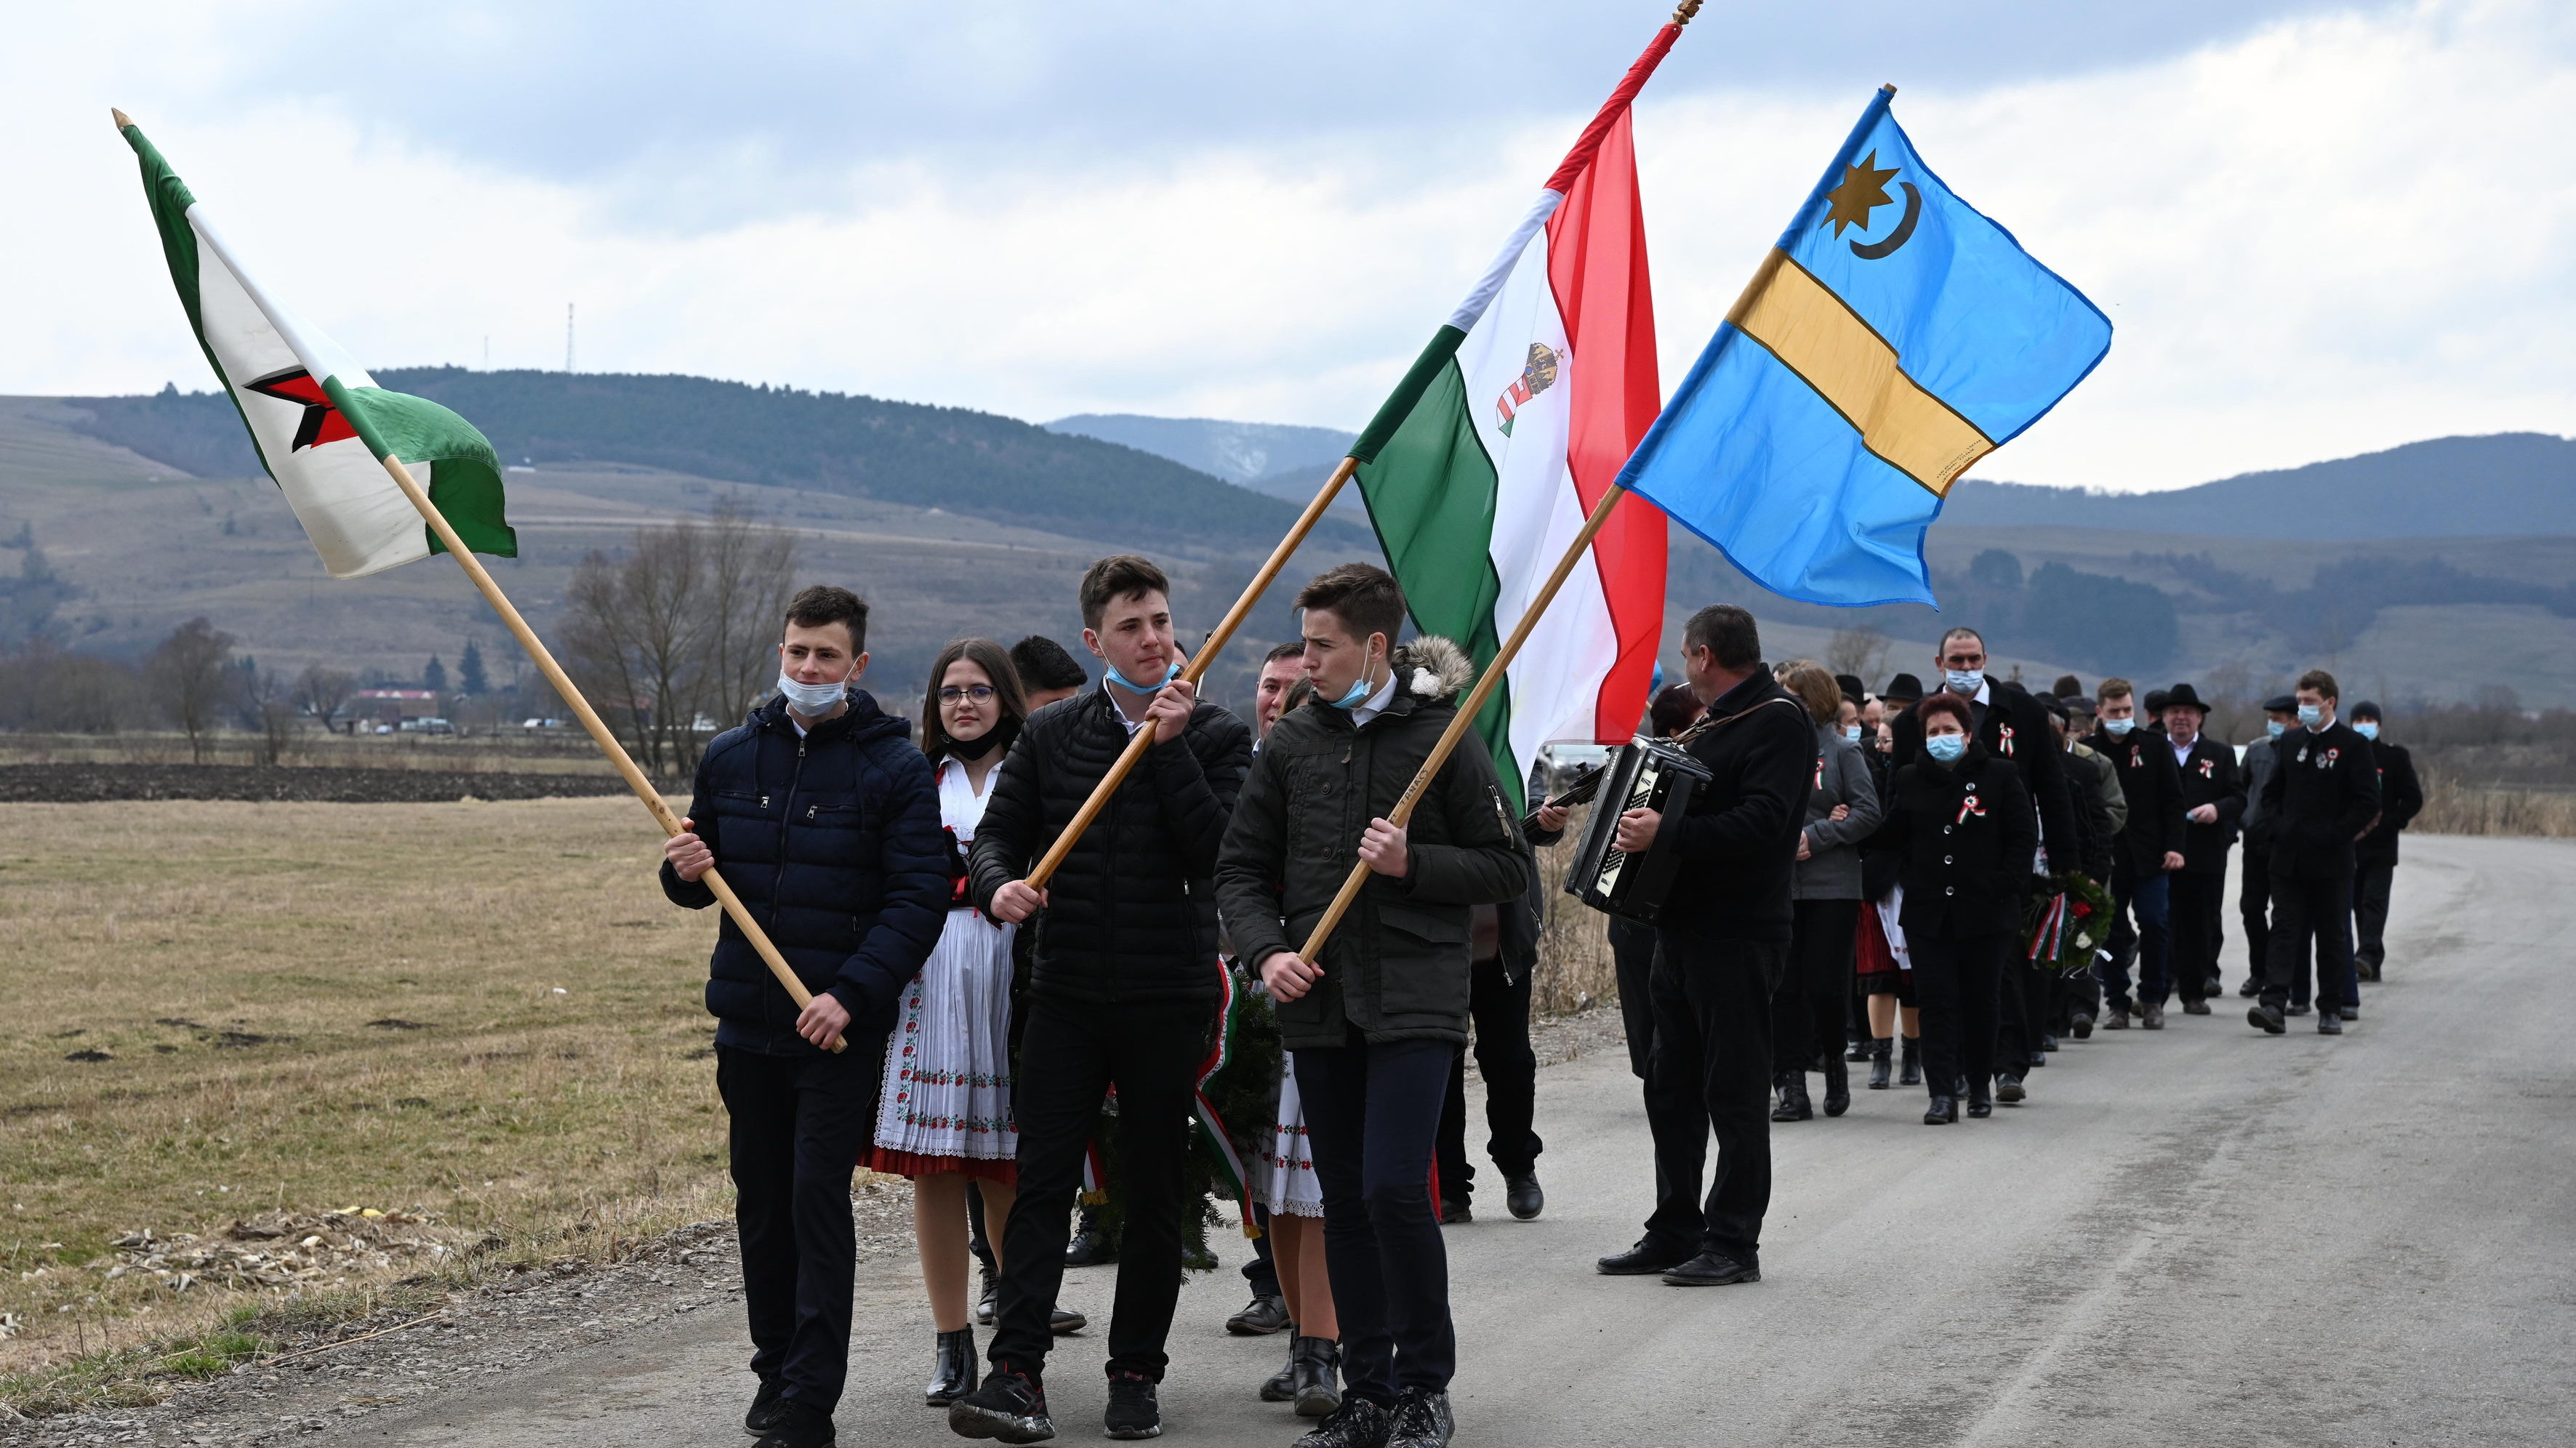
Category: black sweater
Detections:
[{"x1": 1652, "y1": 669, "x2": 1818, "y2": 944}]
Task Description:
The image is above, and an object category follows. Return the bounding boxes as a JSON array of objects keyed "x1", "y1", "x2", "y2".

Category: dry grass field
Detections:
[{"x1": 0, "y1": 797, "x2": 740, "y2": 1391}]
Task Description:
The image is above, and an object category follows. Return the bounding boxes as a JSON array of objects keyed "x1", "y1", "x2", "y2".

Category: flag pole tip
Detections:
[
  {"x1": 1879, "y1": 83, "x2": 1898, "y2": 95},
  {"x1": 1672, "y1": 0, "x2": 1704, "y2": 23},
  {"x1": 111, "y1": 108, "x2": 134, "y2": 129}
]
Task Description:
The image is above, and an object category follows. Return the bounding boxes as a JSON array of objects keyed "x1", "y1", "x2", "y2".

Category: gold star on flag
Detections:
[{"x1": 1821, "y1": 150, "x2": 1900, "y2": 237}]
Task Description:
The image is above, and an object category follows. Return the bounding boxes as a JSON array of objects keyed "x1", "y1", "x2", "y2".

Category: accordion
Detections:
[{"x1": 1562, "y1": 737, "x2": 1713, "y2": 925}]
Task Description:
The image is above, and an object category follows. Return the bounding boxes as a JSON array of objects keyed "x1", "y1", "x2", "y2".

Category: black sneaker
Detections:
[
  {"x1": 949, "y1": 1365, "x2": 1054, "y2": 1444},
  {"x1": 2317, "y1": 1010, "x2": 2343, "y2": 1036},
  {"x1": 1384, "y1": 1388, "x2": 1455, "y2": 1448},
  {"x1": 1104, "y1": 1371, "x2": 1160, "y2": 1440},
  {"x1": 745, "y1": 1375, "x2": 790, "y2": 1436},
  {"x1": 1294, "y1": 1395, "x2": 1393, "y2": 1448},
  {"x1": 2248, "y1": 1002, "x2": 2286, "y2": 1034},
  {"x1": 753, "y1": 1400, "x2": 835, "y2": 1448},
  {"x1": 1226, "y1": 1293, "x2": 1291, "y2": 1336}
]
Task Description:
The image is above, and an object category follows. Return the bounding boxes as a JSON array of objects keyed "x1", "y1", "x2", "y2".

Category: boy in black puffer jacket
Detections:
[
  {"x1": 954, "y1": 556, "x2": 1252, "y2": 1444},
  {"x1": 1219, "y1": 563, "x2": 1528, "y2": 1448},
  {"x1": 661, "y1": 586, "x2": 950, "y2": 1448}
]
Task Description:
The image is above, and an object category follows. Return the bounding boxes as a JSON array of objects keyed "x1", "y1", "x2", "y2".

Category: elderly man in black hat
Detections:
[
  {"x1": 2159, "y1": 684, "x2": 2244, "y2": 1011},
  {"x1": 1881, "y1": 672, "x2": 1925, "y2": 710},
  {"x1": 2235, "y1": 695, "x2": 2300, "y2": 999},
  {"x1": 2347, "y1": 701, "x2": 2423, "y2": 986}
]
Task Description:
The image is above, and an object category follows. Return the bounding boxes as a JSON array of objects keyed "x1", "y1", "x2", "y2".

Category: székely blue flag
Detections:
[{"x1": 1616, "y1": 87, "x2": 2111, "y2": 607}]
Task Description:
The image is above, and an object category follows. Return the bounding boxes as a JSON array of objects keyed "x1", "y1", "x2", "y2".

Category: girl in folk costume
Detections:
[{"x1": 874, "y1": 637, "x2": 1028, "y2": 1408}]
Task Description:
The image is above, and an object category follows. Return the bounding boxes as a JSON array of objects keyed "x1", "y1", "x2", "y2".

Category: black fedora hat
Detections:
[
  {"x1": 2162, "y1": 682, "x2": 2211, "y2": 714},
  {"x1": 1883, "y1": 672, "x2": 1924, "y2": 703},
  {"x1": 1835, "y1": 672, "x2": 1867, "y2": 703},
  {"x1": 2143, "y1": 688, "x2": 2171, "y2": 715},
  {"x1": 2262, "y1": 693, "x2": 2298, "y2": 713}
]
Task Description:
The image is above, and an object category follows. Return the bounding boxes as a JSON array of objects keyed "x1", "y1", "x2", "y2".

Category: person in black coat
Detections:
[
  {"x1": 955, "y1": 556, "x2": 1252, "y2": 1442},
  {"x1": 2249, "y1": 670, "x2": 2381, "y2": 1036},
  {"x1": 2085, "y1": 678, "x2": 2188, "y2": 1029},
  {"x1": 2159, "y1": 683, "x2": 2247, "y2": 1012},
  {"x1": 2347, "y1": 701, "x2": 2423, "y2": 984},
  {"x1": 1888, "y1": 629, "x2": 2079, "y2": 872},
  {"x1": 660, "y1": 586, "x2": 950, "y2": 1447},
  {"x1": 2234, "y1": 695, "x2": 2300, "y2": 1000},
  {"x1": 1596, "y1": 606, "x2": 1816, "y2": 1288},
  {"x1": 1866, "y1": 691, "x2": 2038, "y2": 1124}
]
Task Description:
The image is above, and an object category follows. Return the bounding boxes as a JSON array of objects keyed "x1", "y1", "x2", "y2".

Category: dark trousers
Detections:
[
  {"x1": 2239, "y1": 845, "x2": 2274, "y2": 988},
  {"x1": 1642, "y1": 930, "x2": 1783, "y2": 1266},
  {"x1": 1435, "y1": 955, "x2": 1542, "y2": 1204},
  {"x1": 2264, "y1": 871, "x2": 2356, "y2": 1015},
  {"x1": 1772, "y1": 899, "x2": 1859, "y2": 1079},
  {"x1": 715, "y1": 1042, "x2": 885, "y2": 1415},
  {"x1": 2354, "y1": 862, "x2": 2396, "y2": 973},
  {"x1": 1242, "y1": 1206, "x2": 1280, "y2": 1298},
  {"x1": 1608, "y1": 917, "x2": 1660, "y2": 1079},
  {"x1": 2167, "y1": 869, "x2": 2226, "y2": 1003},
  {"x1": 1296, "y1": 1038, "x2": 1458, "y2": 1403},
  {"x1": 1912, "y1": 932, "x2": 2009, "y2": 1099},
  {"x1": 2100, "y1": 865, "x2": 2170, "y2": 1009},
  {"x1": 990, "y1": 996, "x2": 1205, "y2": 1382},
  {"x1": 1997, "y1": 954, "x2": 2050, "y2": 1072}
]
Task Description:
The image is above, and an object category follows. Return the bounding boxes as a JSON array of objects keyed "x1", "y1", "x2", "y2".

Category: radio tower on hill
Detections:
[{"x1": 565, "y1": 303, "x2": 576, "y2": 374}]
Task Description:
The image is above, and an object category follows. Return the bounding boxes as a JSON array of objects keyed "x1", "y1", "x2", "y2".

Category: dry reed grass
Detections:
[
  {"x1": 2414, "y1": 773, "x2": 2576, "y2": 837},
  {"x1": 1529, "y1": 805, "x2": 1622, "y2": 1018},
  {"x1": 0, "y1": 797, "x2": 741, "y2": 1379}
]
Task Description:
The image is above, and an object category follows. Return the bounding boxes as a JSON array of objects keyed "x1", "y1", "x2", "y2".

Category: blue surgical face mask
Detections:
[
  {"x1": 2266, "y1": 719, "x2": 2287, "y2": 739},
  {"x1": 1325, "y1": 643, "x2": 1386, "y2": 712},
  {"x1": 2297, "y1": 704, "x2": 2324, "y2": 729},
  {"x1": 1925, "y1": 733, "x2": 1968, "y2": 763},
  {"x1": 2105, "y1": 716, "x2": 2135, "y2": 736},
  {"x1": 2354, "y1": 720, "x2": 2379, "y2": 741},
  {"x1": 1943, "y1": 669, "x2": 1981, "y2": 696},
  {"x1": 776, "y1": 661, "x2": 856, "y2": 714},
  {"x1": 1104, "y1": 661, "x2": 1181, "y2": 695},
  {"x1": 1842, "y1": 724, "x2": 1863, "y2": 742}
]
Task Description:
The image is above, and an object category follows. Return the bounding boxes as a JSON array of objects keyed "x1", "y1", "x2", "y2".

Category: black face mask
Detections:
[{"x1": 944, "y1": 719, "x2": 1016, "y2": 763}]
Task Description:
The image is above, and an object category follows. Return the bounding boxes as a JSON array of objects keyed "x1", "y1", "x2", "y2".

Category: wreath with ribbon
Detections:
[{"x1": 2023, "y1": 872, "x2": 2115, "y2": 977}]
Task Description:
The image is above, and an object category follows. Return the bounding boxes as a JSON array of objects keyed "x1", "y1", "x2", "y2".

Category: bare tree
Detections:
[
  {"x1": 248, "y1": 669, "x2": 300, "y2": 765},
  {"x1": 294, "y1": 665, "x2": 357, "y2": 735},
  {"x1": 561, "y1": 523, "x2": 707, "y2": 779},
  {"x1": 153, "y1": 617, "x2": 237, "y2": 764},
  {"x1": 1825, "y1": 624, "x2": 1893, "y2": 690},
  {"x1": 698, "y1": 499, "x2": 800, "y2": 728}
]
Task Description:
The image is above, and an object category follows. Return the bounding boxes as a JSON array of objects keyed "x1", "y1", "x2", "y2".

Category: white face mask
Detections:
[
  {"x1": 2105, "y1": 716, "x2": 2135, "y2": 736},
  {"x1": 1943, "y1": 669, "x2": 1982, "y2": 696},
  {"x1": 777, "y1": 667, "x2": 853, "y2": 713}
]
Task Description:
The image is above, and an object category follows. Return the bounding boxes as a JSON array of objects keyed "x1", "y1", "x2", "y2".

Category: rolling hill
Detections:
[
  {"x1": 1043, "y1": 414, "x2": 1354, "y2": 486},
  {"x1": 1950, "y1": 433, "x2": 2576, "y2": 537},
  {"x1": 60, "y1": 371, "x2": 1376, "y2": 558}
]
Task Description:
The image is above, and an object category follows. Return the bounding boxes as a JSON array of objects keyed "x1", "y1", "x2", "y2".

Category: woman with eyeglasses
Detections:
[{"x1": 870, "y1": 637, "x2": 1031, "y2": 1407}]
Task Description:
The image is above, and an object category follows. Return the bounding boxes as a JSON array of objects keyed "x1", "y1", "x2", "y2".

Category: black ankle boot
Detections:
[
  {"x1": 1822, "y1": 1054, "x2": 1850, "y2": 1117},
  {"x1": 1898, "y1": 1037, "x2": 1922, "y2": 1087},
  {"x1": 925, "y1": 1327, "x2": 977, "y2": 1406},
  {"x1": 1291, "y1": 1335, "x2": 1341, "y2": 1417},
  {"x1": 1867, "y1": 1038, "x2": 1893, "y2": 1090},
  {"x1": 1770, "y1": 1075, "x2": 1813, "y2": 1122}
]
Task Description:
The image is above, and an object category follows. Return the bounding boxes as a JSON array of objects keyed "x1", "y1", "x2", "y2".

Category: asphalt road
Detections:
[{"x1": 348, "y1": 834, "x2": 2576, "y2": 1447}]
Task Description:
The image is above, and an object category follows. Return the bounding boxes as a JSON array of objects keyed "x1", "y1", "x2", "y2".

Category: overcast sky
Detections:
[{"x1": 5, "y1": 0, "x2": 2569, "y2": 490}]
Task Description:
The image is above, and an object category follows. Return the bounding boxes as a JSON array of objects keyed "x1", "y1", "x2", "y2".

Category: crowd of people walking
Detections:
[{"x1": 656, "y1": 569, "x2": 2420, "y2": 1448}]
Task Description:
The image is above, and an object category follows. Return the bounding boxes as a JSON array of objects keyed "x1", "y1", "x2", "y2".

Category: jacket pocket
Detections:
[{"x1": 1373, "y1": 901, "x2": 1471, "y2": 1023}]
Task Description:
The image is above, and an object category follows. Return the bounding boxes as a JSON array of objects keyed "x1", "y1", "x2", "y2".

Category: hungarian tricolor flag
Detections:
[
  {"x1": 118, "y1": 116, "x2": 516, "y2": 579},
  {"x1": 1350, "y1": 28, "x2": 1673, "y2": 809}
]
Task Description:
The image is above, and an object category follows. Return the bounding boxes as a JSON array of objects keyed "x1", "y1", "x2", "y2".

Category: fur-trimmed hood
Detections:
[{"x1": 1394, "y1": 636, "x2": 1476, "y2": 704}]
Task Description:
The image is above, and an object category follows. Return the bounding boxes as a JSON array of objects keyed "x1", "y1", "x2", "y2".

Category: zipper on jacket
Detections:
[{"x1": 772, "y1": 733, "x2": 809, "y2": 1042}]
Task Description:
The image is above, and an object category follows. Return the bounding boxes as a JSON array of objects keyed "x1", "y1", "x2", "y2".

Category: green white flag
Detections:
[{"x1": 119, "y1": 117, "x2": 516, "y2": 579}]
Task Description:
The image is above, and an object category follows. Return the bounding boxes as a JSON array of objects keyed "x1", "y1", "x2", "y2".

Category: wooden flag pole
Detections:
[
  {"x1": 371, "y1": 452, "x2": 847, "y2": 1053},
  {"x1": 1021, "y1": 454, "x2": 1360, "y2": 892},
  {"x1": 1292, "y1": 483, "x2": 1632, "y2": 965}
]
